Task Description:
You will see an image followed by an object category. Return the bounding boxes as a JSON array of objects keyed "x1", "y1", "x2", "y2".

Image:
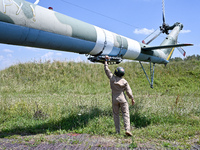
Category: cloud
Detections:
[
  {"x1": 24, "y1": 47, "x2": 40, "y2": 52},
  {"x1": 180, "y1": 30, "x2": 191, "y2": 34},
  {"x1": 134, "y1": 28, "x2": 154, "y2": 35},
  {"x1": 41, "y1": 52, "x2": 54, "y2": 61},
  {"x1": 56, "y1": 53, "x2": 62, "y2": 56},
  {"x1": 134, "y1": 28, "x2": 191, "y2": 35},
  {"x1": 3, "y1": 49, "x2": 13, "y2": 53},
  {"x1": 7, "y1": 54, "x2": 12, "y2": 57}
]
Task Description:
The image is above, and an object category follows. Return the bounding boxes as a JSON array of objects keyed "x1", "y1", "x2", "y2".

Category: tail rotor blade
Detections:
[
  {"x1": 34, "y1": 0, "x2": 40, "y2": 5},
  {"x1": 177, "y1": 47, "x2": 186, "y2": 57},
  {"x1": 142, "y1": 28, "x2": 161, "y2": 45},
  {"x1": 162, "y1": 0, "x2": 166, "y2": 25}
]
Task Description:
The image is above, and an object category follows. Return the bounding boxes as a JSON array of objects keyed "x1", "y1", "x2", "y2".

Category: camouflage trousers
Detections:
[{"x1": 112, "y1": 99, "x2": 130, "y2": 133}]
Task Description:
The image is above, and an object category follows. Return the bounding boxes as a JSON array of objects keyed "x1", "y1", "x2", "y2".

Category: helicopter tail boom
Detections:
[{"x1": 141, "y1": 22, "x2": 193, "y2": 62}]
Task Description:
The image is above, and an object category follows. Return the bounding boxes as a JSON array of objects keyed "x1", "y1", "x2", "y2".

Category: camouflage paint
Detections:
[
  {"x1": 0, "y1": 11, "x2": 14, "y2": 23},
  {"x1": 0, "y1": 0, "x2": 142, "y2": 59},
  {"x1": 54, "y1": 12, "x2": 97, "y2": 42},
  {"x1": 0, "y1": 0, "x2": 183, "y2": 64}
]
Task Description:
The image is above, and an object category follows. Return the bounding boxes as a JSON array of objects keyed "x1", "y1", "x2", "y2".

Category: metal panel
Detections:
[{"x1": 0, "y1": 21, "x2": 95, "y2": 54}]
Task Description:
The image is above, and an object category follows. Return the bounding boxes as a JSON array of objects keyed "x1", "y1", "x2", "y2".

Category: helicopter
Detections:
[{"x1": 0, "y1": 0, "x2": 193, "y2": 88}]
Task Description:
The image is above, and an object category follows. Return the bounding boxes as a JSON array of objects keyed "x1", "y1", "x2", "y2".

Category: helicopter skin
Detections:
[{"x1": 0, "y1": 0, "x2": 191, "y2": 66}]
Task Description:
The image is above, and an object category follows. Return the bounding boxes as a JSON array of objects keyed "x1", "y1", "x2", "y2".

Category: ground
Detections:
[{"x1": 0, "y1": 133, "x2": 200, "y2": 150}]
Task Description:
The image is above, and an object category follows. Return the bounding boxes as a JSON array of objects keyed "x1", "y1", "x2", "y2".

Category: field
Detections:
[{"x1": 0, "y1": 59, "x2": 200, "y2": 149}]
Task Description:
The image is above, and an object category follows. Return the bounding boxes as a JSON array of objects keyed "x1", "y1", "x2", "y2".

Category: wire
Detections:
[
  {"x1": 58, "y1": 0, "x2": 168, "y2": 43},
  {"x1": 59, "y1": 0, "x2": 140, "y2": 29}
]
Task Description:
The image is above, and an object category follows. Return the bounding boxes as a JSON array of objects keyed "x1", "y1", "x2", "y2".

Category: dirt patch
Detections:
[
  {"x1": 0, "y1": 133, "x2": 150, "y2": 149},
  {"x1": 0, "y1": 133, "x2": 199, "y2": 150}
]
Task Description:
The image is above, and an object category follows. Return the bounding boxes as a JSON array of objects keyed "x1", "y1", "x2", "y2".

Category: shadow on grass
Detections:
[
  {"x1": 130, "y1": 102, "x2": 151, "y2": 128},
  {"x1": 130, "y1": 112, "x2": 151, "y2": 128},
  {"x1": 0, "y1": 106, "x2": 151, "y2": 138},
  {"x1": 0, "y1": 107, "x2": 112, "y2": 138}
]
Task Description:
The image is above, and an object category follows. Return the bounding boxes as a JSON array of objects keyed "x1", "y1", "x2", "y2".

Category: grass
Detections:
[{"x1": 0, "y1": 59, "x2": 200, "y2": 148}]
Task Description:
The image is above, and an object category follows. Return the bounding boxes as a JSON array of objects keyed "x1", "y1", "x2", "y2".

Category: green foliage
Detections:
[
  {"x1": 129, "y1": 137, "x2": 137, "y2": 149},
  {"x1": 0, "y1": 60, "x2": 199, "y2": 147}
]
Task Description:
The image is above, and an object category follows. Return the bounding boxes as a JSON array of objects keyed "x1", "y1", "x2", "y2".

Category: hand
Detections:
[
  {"x1": 131, "y1": 98, "x2": 135, "y2": 106},
  {"x1": 105, "y1": 55, "x2": 110, "y2": 60}
]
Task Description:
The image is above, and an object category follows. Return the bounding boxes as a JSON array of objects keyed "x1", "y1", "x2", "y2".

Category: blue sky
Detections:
[{"x1": 0, "y1": 0, "x2": 199, "y2": 70}]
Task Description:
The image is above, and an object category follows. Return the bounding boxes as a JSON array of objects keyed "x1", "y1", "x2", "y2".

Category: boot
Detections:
[{"x1": 125, "y1": 131, "x2": 133, "y2": 136}]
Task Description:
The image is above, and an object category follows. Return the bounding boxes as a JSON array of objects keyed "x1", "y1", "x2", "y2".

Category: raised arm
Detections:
[{"x1": 104, "y1": 56, "x2": 113, "y2": 79}]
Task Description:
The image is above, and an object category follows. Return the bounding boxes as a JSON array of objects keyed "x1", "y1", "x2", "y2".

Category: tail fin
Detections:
[
  {"x1": 160, "y1": 22, "x2": 182, "y2": 60},
  {"x1": 141, "y1": 23, "x2": 193, "y2": 61},
  {"x1": 141, "y1": 43, "x2": 193, "y2": 60}
]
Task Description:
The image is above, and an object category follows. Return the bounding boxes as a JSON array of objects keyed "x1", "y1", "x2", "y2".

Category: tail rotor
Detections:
[{"x1": 142, "y1": 0, "x2": 190, "y2": 57}]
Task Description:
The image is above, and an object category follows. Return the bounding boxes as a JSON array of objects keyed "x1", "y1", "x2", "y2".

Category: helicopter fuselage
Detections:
[{"x1": 0, "y1": 0, "x2": 178, "y2": 64}]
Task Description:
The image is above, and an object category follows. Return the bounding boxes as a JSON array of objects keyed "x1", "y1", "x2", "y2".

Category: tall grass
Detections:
[{"x1": 0, "y1": 60, "x2": 199, "y2": 147}]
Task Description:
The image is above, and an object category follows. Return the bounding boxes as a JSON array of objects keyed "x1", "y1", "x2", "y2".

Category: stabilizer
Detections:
[{"x1": 142, "y1": 43, "x2": 193, "y2": 51}]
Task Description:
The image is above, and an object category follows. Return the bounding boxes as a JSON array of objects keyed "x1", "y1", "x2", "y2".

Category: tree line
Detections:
[{"x1": 170, "y1": 54, "x2": 200, "y2": 62}]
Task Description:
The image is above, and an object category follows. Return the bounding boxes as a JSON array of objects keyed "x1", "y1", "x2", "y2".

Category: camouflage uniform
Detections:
[{"x1": 104, "y1": 63, "x2": 134, "y2": 133}]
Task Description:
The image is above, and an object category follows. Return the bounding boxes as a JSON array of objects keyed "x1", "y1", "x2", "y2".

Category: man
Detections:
[{"x1": 104, "y1": 55, "x2": 135, "y2": 136}]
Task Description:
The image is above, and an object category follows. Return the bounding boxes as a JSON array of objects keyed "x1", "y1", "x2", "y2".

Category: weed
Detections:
[
  {"x1": 71, "y1": 140, "x2": 80, "y2": 144},
  {"x1": 48, "y1": 140, "x2": 56, "y2": 145},
  {"x1": 197, "y1": 135, "x2": 200, "y2": 145},
  {"x1": 24, "y1": 137, "x2": 32, "y2": 142},
  {"x1": 129, "y1": 137, "x2": 137, "y2": 149},
  {"x1": 97, "y1": 144, "x2": 102, "y2": 147},
  {"x1": 163, "y1": 142, "x2": 171, "y2": 147}
]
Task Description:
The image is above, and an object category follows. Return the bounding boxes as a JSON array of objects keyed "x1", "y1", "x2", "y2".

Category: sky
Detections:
[{"x1": 0, "y1": 0, "x2": 199, "y2": 70}]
